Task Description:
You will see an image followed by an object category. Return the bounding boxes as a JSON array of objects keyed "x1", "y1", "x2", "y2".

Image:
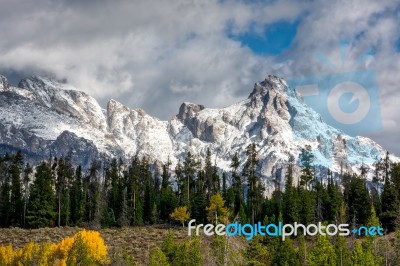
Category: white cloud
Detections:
[{"x1": 0, "y1": 0, "x2": 399, "y2": 154}]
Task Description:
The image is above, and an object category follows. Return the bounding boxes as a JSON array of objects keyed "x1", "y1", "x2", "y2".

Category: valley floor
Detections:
[{"x1": 0, "y1": 226, "x2": 246, "y2": 265}]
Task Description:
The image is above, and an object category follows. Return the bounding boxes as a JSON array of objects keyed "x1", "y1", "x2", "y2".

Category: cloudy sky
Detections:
[{"x1": 0, "y1": 0, "x2": 399, "y2": 154}]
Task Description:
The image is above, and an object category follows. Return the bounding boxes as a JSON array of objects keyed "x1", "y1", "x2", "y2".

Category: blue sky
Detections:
[
  {"x1": 0, "y1": 0, "x2": 399, "y2": 153},
  {"x1": 230, "y1": 19, "x2": 300, "y2": 55}
]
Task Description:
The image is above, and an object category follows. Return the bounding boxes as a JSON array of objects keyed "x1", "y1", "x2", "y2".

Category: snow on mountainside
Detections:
[{"x1": 0, "y1": 74, "x2": 397, "y2": 194}]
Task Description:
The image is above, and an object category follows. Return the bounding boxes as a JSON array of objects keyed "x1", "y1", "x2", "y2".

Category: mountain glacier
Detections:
[{"x1": 0, "y1": 74, "x2": 397, "y2": 194}]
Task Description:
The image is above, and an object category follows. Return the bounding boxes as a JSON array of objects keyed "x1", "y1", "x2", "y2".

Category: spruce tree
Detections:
[
  {"x1": 348, "y1": 174, "x2": 372, "y2": 226},
  {"x1": 103, "y1": 159, "x2": 117, "y2": 226},
  {"x1": 143, "y1": 175, "x2": 157, "y2": 224},
  {"x1": 159, "y1": 161, "x2": 178, "y2": 222},
  {"x1": 0, "y1": 156, "x2": 11, "y2": 227},
  {"x1": 283, "y1": 155, "x2": 299, "y2": 223},
  {"x1": 299, "y1": 145, "x2": 314, "y2": 190},
  {"x1": 307, "y1": 235, "x2": 336, "y2": 266},
  {"x1": 245, "y1": 236, "x2": 270, "y2": 266},
  {"x1": 243, "y1": 143, "x2": 263, "y2": 224},
  {"x1": 22, "y1": 163, "x2": 32, "y2": 227},
  {"x1": 1, "y1": 152, "x2": 24, "y2": 227},
  {"x1": 56, "y1": 155, "x2": 74, "y2": 226},
  {"x1": 204, "y1": 148, "x2": 214, "y2": 199},
  {"x1": 351, "y1": 240, "x2": 378, "y2": 266},
  {"x1": 182, "y1": 151, "x2": 199, "y2": 206},
  {"x1": 27, "y1": 161, "x2": 56, "y2": 228},
  {"x1": 230, "y1": 152, "x2": 242, "y2": 216},
  {"x1": 391, "y1": 163, "x2": 400, "y2": 193},
  {"x1": 9, "y1": 155, "x2": 23, "y2": 226},
  {"x1": 191, "y1": 188, "x2": 207, "y2": 224},
  {"x1": 149, "y1": 247, "x2": 170, "y2": 266},
  {"x1": 324, "y1": 177, "x2": 342, "y2": 223},
  {"x1": 272, "y1": 238, "x2": 299, "y2": 266},
  {"x1": 85, "y1": 159, "x2": 102, "y2": 226},
  {"x1": 380, "y1": 177, "x2": 399, "y2": 231},
  {"x1": 298, "y1": 186, "x2": 315, "y2": 225},
  {"x1": 127, "y1": 156, "x2": 142, "y2": 225},
  {"x1": 335, "y1": 236, "x2": 352, "y2": 266},
  {"x1": 70, "y1": 165, "x2": 84, "y2": 226}
]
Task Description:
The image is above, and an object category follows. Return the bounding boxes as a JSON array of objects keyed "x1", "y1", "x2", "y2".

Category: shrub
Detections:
[
  {"x1": 0, "y1": 229, "x2": 109, "y2": 266},
  {"x1": 149, "y1": 247, "x2": 169, "y2": 266},
  {"x1": 0, "y1": 244, "x2": 13, "y2": 265}
]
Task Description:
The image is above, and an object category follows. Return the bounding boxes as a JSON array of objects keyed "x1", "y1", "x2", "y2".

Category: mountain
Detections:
[{"x1": 0, "y1": 74, "x2": 397, "y2": 194}]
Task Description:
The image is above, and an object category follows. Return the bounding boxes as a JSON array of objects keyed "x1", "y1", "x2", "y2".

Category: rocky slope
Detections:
[{"x1": 0, "y1": 74, "x2": 396, "y2": 194}]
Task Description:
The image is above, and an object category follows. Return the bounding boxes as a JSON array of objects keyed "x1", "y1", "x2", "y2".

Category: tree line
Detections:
[{"x1": 0, "y1": 144, "x2": 400, "y2": 233}]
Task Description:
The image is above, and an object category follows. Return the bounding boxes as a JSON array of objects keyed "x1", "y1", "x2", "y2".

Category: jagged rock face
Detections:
[
  {"x1": 50, "y1": 131, "x2": 102, "y2": 168},
  {"x1": 106, "y1": 99, "x2": 174, "y2": 161},
  {"x1": 0, "y1": 74, "x2": 397, "y2": 194},
  {"x1": 0, "y1": 75, "x2": 9, "y2": 91},
  {"x1": 18, "y1": 77, "x2": 107, "y2": 131}
]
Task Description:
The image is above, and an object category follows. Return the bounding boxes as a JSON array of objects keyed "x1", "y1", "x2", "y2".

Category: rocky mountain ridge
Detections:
[{"x1": 0, "y1": 74, "x2": 396, "y2": 194}]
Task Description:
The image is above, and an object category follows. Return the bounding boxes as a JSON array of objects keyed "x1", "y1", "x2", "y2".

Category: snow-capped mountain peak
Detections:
[{"x1": 0, "y1": 74, "x2": 397, "y2": 194}]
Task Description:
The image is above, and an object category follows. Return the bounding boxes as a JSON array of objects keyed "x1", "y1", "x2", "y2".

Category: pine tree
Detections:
[
  {"x1": 231, "y1": 152, "x2": 243, "y2": 216},
  {"x1": 159, "y1": 187, "x2": 178, "y2": 222},
  {"x1": 127, "y1": 156, "x2": 142, "y2": 225},
  {"x1": 22, "y1": 163, "x2": 32, "y2": 227},
  {"x1": 162, "y1": 231, "x2": 202, "y2": 266},
  {"x1": 159, "y1": 161, "x2": 178, "y2": 222},
  {"x1": 283, "y1": 155, "x2": 298, "y2": 224},
  {"x1": 298, "y1": 187, "x2": 315, "y2": 225},
  {"x1": 27, "y1": 161, "x2": 56, "y2": 228},
  {"x1": 326, "y1": 177, "x2": 342, "y2": 223},
  {"x1": 383, "y1": 151, "x2": 391, "y2": 183},
  {"x1": 56, "y1": 155, "x2": 74, "y2": 226},
  {"x1": 143, "y1": 175, "x2": 157, "y2": 224},
  {"x1": 391, "y1": 163, "x2": 400, "y2": 193},
  {"x1": 222, "y1": 173, "x2": 227, "y2": 197},
  {"x1": 272, "y1": 238, "x2": 299, "y2": 266},
  {"x1": 85, "y1": 159, "x2": 102, "y2": 227},
  {"x1": 0, "y1": 155, "x2": 11, "y2": 227},
  {"x1": 351, "y1": 240, "x2": 378, "y2": 266},
  {"x1": 299, "y1": 145, "x2": 314, "y2": 190},
  {"x1": 245, "y1": 236, "x2": 270, "y2": 266},
  {"x1": 70, "y1": 165, "x2": 84, "y2": 226},
  {"x1": 103, "y1": 158, "x2": 122, "y2": 226},
  {"x1": 297, "y1": 234, "x2": 308, "y2": 266},
  {"x1": 307, "y1": 235, "x2": 336, "y2": 266},
  {"x1": 243, "y1": 143, "x2": 263, "y2": 224},
  {"x1": 182, "y1": 151, "x2": 199, "y2": 206},
  {"x1": 348, "y1": 174, "x2": 372, "y2": 226},
  {"x1": 149, "y1": 247, "x2": 170, "y2": 266},
  {"x1": 162, "y1": 231, "x2": 178, "y2": 263},
  {"x1": 391, "y1": 231, "x2": 400, "y2": 265},
  {"x1": 161, "y1": 159, "x2": 171, "y2": 190},
  {"x1": 335, "y1": 236, "x2": 352, "y2": 266},
  {"x1": 204, "y1": 148, "x2": 214, "y2": 199},
  {"x1": 9, "y1": 152, "x2": 23, "y2": 226},
  {"x1": 380, "y1": 176, "x2": 399, "y2": 231},
  {"x1": 138, "y1": 157, "x2": 157, "y2": 224},
  {"x1": 184, "y1": 237, "x2": 202, "y2": 266},
  {"x1": 191, "y1": 187, "x2": 207, "y2": 224}
]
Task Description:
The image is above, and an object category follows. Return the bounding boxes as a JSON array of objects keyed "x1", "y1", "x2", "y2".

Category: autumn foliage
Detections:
[
  {"x1": 170, "y1": 206, "x2": 190, "y2": 226},
  {"x1": 0, "y1": 229, "x2": 109, "y2": 266}
]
